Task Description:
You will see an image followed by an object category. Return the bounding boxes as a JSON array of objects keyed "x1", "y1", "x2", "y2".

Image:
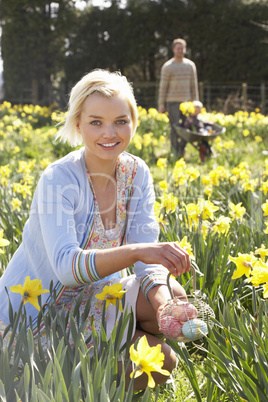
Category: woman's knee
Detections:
[{"x1": 161, "y1": 340, "x2": 177, "y2": 373}]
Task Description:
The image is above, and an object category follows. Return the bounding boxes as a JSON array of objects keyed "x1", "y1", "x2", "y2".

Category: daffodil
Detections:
[
  {"x1": 131, "y1": 133, "x2": 143, "y2": 150},
  {"x1": 95, "y1": 283, "x2": 127, "y2": 312},
  {"x1": 184, "y1": 167, "x2": 200, "y2": 182},
  {"x1": 260, "y1": 181, "x2": 268, "y2": 196},
  {"x1": 11, "y1": 198, "x2": 22, "y2": 212},
  {"x1": 156, "y1": 158, "x2": 167, "y2": 170},
  {"x1": 261, "y1": 200, "x2": 268, "y2": 216},
  {"x1": 129, "y1": 335, "x2": 170, "y2": 388},
  {"x1": 209, "y1": 166, "x2": 229, "y2": 186},
  {"x1": 263, "y1": 283, "x2": 268, "y2": 298},
  {"x1": 198, "y1": 199, "x2": 219, "y2": 220},
  {"x1": 254, "y1": 244, "x2": 268, "y2": 261},
  {"x1": 0, "y1": 230, "x2": 10, "y2": 253},
  {"x1": 255, "y1": 135, "x2": 262, "y2": 143},
  {"x1": 229, "y1": 253, "x2": 258, "y2": 279},
  {"x1": 211, "y1": 216, "x2": 231, "y2": 236},
  {"x1": 229, "y1": 202, "x2": 246, "y2": 221},
  {"x1": 154, "y1": 201, "x2": 168, "y2": 225},
  {"x1": 10, "y1": 276, "x2": 49, "y2": 311},
  {"x1": 223, "y1": 140, "x2": 235, "y2": 150},
  {"x1": 250, "y1": 259, "x2": 268, "y2": 286},
  {"x1": 179, "y1": 101, "x2": 195, "y2": 116},
  {"x1": 172, "y1": 159, "x2": 186, "y2": 187},
  {"x1": 159, "y1": 180, "x2": 169, "y2": 192},
  {"x1": 242, "y1": 129, "x2": 250, "y2": 137},
  {"x1": 177, "y1": 236, "x2": 194, "y2": 259},
  {"x1": 159, "y1": 192, "x2": 178, "y2": 214},
  {"x1": 143, "y1": 132, "x2": 153, "y2": 147},
  {"x1": 242, "y1": 178, "x2": 258, "y2": 193}
]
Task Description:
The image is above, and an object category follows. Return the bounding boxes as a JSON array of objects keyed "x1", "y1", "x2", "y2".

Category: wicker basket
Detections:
[{"x1": 158, "y1": 265, "x2": 215, "y2": 343}]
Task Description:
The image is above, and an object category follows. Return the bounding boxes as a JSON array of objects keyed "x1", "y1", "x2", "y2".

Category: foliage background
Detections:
[{"x1": 0, "y1": 0, "x2": 268, "y2": 105}]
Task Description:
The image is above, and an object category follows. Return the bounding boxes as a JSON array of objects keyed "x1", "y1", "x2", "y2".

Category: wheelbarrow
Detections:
[{"x1": 174, "y1": 123, "x2": 226, "y2": 162}]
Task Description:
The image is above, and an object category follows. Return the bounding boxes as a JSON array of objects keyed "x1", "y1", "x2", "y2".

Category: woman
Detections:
[{"x1": 0, "y1": 69, "x2": 190, "y2": 390}]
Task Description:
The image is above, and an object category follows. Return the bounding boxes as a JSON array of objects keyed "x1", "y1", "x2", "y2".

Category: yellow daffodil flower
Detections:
[
  {"x1": 159, "y1": 135, "x2": 166, "y2": 143},
  {"x1": 156, "y1": 158, "x2": 167, "y2": 170},
  {"x1": 179, "y1": 101, "x2": 195, "y2": 116},
  {"x1": 211, "y1": 216, "x2": 231, "y2": 236},
  {"x1": 264, "y1": 220, "x2": 268, "y2": 234},
  {"x1": 263, "y1": 283, "x2": 268, "y2": 298},
  {"x1": 0, "y1": 230, "x2": 10, "y2": 253},
  {"x1": 13, "y1": 146, "x2": 21, "y2": 154},
  {"x1": 159, "y1": 180, "x2": 169, "y2": 192},
  {"x1": 177, "y1": 236, "x2": 194, "y2": 259},
  {"x1": 131, "y1": 134, "x2": 143, "y2": 150},
  {"x1": 95, "y1": 283, "x2": 127, "y2": 312},
  {"x1": 242, "y1": 178, "x2": 258, "y2": 193},
  {"x1": 184, "y1": 202, "x2": 201, "y2": 230},
  {"x1": 11, "y1": 198, "x2": 22, "y2": 212},
  {"x1": 259, "y1": 181, "x2": 268, "y2": 196},
  {"x1": 12, "y1": 183, "x2": 32, "y2": 199},
  {"x1": 129, "y1": 335, "x2": 170, "y2": 388},
  {"x1": 229, "y1": 253, "x2": 258, "y2": 279},
  {"x1": 143, "y1": 132, "x2": 153, "y2": 147},
  {"x1": 261, "y1": 200, "x2": 268, "y2": 216},
  {"x1": 223, "y1": 140, "x2": 235, "y2": 150},
  {"x1": 209, "y1": 166, "x2": 229, "y2": 186},
  {"x1": 148, "y1": 108, "x2": 158, "y2": 118},
  {"x1": 254, "y1": 244, "x2": 268, "y2": 261},
  {"x1": 184, "y1": 167, "x2": 200, "y2": 182},
  {"x1": 250, "y1": 259, "x2": 268, "y2": 287},
  {"x1": 154, "y1": 201, "x2": 168, "y2": 225},
  {"x1": 10, "y1": 276, "x2": 49, "y2": 311},
  {"x1": 198, "y1": 199, "x2": 219, "y2": 220},
  {"x1": 159, "y1": 192, "x2": 178, "y2": 214},
  {"x1": 229, "y1": 202, "x2": 246, "y2": 221}
]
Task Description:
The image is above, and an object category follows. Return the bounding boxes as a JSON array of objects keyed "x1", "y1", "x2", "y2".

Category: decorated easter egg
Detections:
[
  {"x1": 172, "y1": 302, "x2": 198, "y2": 322},
  {"x1": 159, "y1": 316, "x2": 183, "y2": 340},
  {"x1": 182, "y1": 319, "x2": 208, "y2": 341}
]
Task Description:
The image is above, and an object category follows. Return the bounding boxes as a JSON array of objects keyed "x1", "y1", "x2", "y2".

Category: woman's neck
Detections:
[{"x1": 85, "y1": 157, "x2": 118, "y2": 189}]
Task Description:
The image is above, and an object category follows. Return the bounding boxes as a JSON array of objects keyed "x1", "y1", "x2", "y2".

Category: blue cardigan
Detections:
[{"x1": 0, "y1": 148, "x2": 169, "y2": 326}]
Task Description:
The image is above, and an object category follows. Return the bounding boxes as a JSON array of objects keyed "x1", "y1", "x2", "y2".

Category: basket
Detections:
[{"x1": 158, "y1": 265, "x2": 215, "y2": 343}]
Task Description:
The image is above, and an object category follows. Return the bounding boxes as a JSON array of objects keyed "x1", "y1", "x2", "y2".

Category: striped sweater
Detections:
[{"x1": 158, "y1": 57, "x2": 199, "y2": 110}]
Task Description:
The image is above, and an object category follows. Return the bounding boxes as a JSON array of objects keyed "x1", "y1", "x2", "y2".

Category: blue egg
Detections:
[{"x1": 182, "y1": 319, "x2": 208, "y2": 340}]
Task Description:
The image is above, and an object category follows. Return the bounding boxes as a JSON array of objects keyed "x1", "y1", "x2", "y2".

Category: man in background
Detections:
[{"x1": 158, "y1": 38, "x2": 199, "y2": 156}]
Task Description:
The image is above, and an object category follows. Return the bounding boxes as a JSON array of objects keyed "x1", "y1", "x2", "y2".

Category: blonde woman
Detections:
[{"x1": 0, "y1": 69, "x2": 190, "y2": 390}]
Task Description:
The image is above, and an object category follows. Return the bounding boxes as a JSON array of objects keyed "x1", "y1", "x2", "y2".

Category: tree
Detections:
[{"x1": 0, "y1": 0, "x2": 76, "y2": 103}]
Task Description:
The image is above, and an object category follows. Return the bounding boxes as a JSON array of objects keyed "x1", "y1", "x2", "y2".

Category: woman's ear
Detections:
[{"x1": 76, "y1": 119, "x2": 81, "y2": 134}]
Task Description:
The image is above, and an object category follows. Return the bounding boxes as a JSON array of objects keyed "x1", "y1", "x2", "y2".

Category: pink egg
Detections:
[
  {"x1": 172, "y1": 303, "x2": 198, "y2": 322},
  {"x1": 159, "y1": 316, "x2": 183, "y2": 340}
]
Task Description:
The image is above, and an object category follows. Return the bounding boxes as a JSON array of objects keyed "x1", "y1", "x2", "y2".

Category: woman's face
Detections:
[{"x1": 76, "y1": 93, "x2": 133, "y2": 168}]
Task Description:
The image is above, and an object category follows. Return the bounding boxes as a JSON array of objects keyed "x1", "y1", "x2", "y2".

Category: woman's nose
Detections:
[{"x1": 103, "y1": 124, "x2": 116, "y2": 138}]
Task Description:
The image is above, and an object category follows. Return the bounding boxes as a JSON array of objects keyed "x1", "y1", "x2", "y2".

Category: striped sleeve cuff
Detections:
[
  {"x1": 140, "y1": 270, "x2": 169, "y2": 301},
  {"x1": 72, "y1": 249, "x2": 101, "y2": 284}
]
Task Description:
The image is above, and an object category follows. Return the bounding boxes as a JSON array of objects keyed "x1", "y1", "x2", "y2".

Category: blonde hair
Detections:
[{"x1": 56, "y1": 69, "x2": 138, "y2": 147}]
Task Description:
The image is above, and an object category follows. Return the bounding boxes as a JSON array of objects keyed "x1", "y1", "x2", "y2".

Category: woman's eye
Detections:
[
  {"x1": 90, "y1": 120, "x2": 101, "y2": 126},
  {"x1": 116, "y1": 120, "x2": 127, "y2": 125}
]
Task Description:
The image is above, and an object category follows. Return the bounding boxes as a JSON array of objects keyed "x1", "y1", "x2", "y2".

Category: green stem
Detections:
[
  {"x1": 8, "y1": 300, "x2": 24, "y2": 350},
  {"x1": 252, "y1": 286, "x2": 257, "y2": 315}
]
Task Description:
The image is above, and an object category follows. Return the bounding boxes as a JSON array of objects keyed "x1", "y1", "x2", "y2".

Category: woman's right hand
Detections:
[{"x1": 134, "y1": 242, "x2": 191, "y2": 277}]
